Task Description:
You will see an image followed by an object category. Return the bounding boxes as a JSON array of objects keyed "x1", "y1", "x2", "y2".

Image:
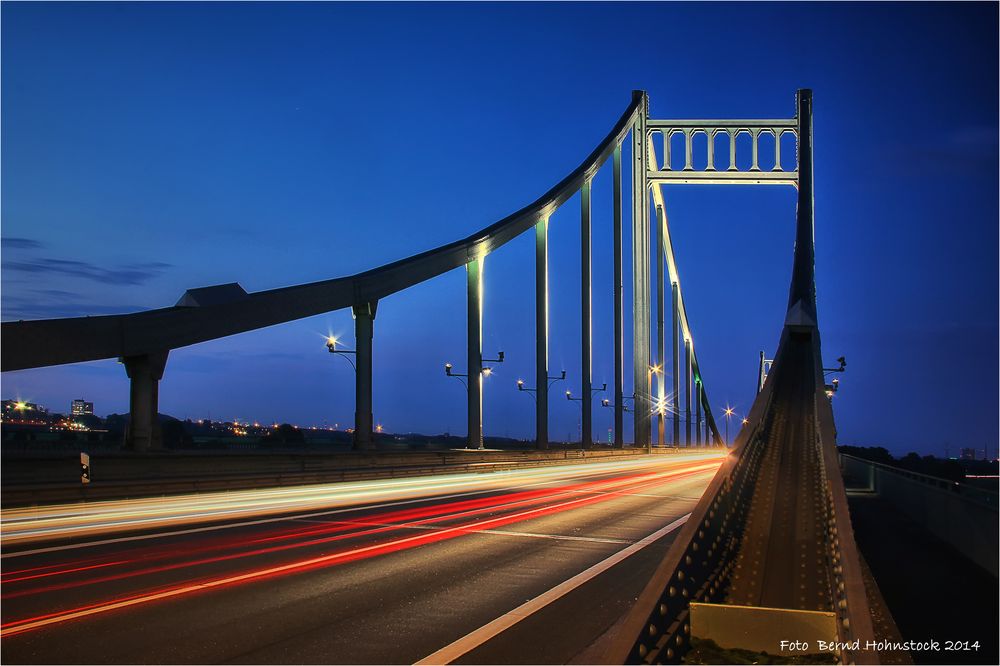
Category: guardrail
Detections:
[
  {"x1": 1, "y1": 447, "x2": 681, "y2": 506},
  {"x1": 840, "y1": 453, "x2": 998, "y2": 576}
]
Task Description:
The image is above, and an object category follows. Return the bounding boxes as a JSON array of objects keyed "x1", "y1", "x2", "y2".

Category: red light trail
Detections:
[{"x1": 0, "y1": 459, "x2": 720, "y2": 637}]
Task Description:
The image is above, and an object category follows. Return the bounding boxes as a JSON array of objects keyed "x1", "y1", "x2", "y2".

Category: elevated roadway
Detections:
[{"x1": 1, "y1": 452, "x2": 722, "y2": 664}]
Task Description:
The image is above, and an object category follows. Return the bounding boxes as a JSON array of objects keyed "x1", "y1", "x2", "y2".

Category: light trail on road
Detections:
[
  {"x1": 1, "y1": 452, "x2": 723, "y2": 546},
  {"x1": 1, "y1": 452, "x2": 723, "y2": 663}
]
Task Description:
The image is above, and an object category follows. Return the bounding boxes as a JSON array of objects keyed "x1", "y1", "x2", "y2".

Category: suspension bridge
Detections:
[{"x1": 1, "y1": 89, "x2": 886, "y2": 664}]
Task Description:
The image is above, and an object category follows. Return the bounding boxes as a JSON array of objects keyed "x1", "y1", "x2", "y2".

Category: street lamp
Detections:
[
  {"x1": 567, "y1": 383, "x2": 607, "y2": 448},
  {"x1": 444, "y1": 351, "x2": 505, "y2": 388},
  {"x1": 326, "y1": 336, "x2": 357, "y2": 371},
  {"x1": 601, "y1": 398, "x2": 632, "y2": 413},
  {"x1": 515, "y1": 370, "x2": 566, "y2": 400},
  {"x1": 723, "y1": 406, "x2": 735, "y2": 446},
  {"x1": 823, "y1": 357, "x2": 846, "y2": 398}
]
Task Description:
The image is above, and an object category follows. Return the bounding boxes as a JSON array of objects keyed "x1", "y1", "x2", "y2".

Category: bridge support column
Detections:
[
  {"x1": 655, "y1": 204, "x2": 665, "y2": 448},
  {"x1": 581, "y1": 179, "x2": 592, "y2": 449},
  {"x1": 695, "y1": 379, "x2": 702, "y2": 446},
  {"x1": 757, "y1": 350, "x2": 766, "y2": 395},
  {"x1": 631, "y1": 93, "x2": 650, "y2": 451},
  {"x1": 613, "y1": 145, "x2": 624, "y2": 449},
  {"x1": 671, "y1": 282, "x2": 680, "y2": 446},
  {"x1": 703, "y1": 397, "x2": 711, "y2": 445},
  {"x1": 684, "y1": 338, "x2": 692, "y2": 446},
  {"x1": 122, "y1": 350, "x2": 169, "y2": 452},
  {"x1": 467, "y1": 258, "x2": 484, "y2": 449},
  {"x1": 535, "y1": 219, "x2": 549, "y2": 450},
  {"x1": 352, "y1": 301, "x2": 377, "y2": 451}
]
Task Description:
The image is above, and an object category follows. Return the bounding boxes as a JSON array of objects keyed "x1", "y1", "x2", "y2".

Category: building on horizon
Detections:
[
  {"x1": 1, "y1": 399, "x2": 50, "y2": 422},
  {"x1": 960, "y1": 447, "x2": 978, "y2": 461},
  {"x1": 71, "y1": 399, "x2": 94, "y2": 416}
]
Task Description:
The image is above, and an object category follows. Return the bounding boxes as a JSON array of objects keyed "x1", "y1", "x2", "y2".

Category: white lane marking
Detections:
[
  {"x1": 290, "y1": 518, "x2": 633, "y2": 545},
  {"x1": 413, "y1": 513, "x2": 690, "y2": 665}
]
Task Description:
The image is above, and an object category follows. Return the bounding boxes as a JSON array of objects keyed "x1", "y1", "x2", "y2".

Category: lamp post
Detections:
[
  {"x1": 516, "y1": 370, "x2": 566, "y2": 401},
  {"x1": 601, "y1": 397, "x2": 632, "y2": 413},
  {"x1": 567, "y1": 383, "x2": 607, "y2": 448},
  {"x1": 326, "y1": 336, "x2": 357, "y2": 370},
  {"x1": 445, "y1": 351, "x2": 504, "y2": 449},
  {"x1": 723, "y1": 406, "x2": 735, "y2": 446},
  {"x1": 326, "y1": 336, "x2": 368, "y2": 449},
  {"x1": 445, "y1": 351, "x2": 505, "y2": 388},
  {"x1": 601, "y1": 397, "x2": 631, "y2": 447},
  {"x1": 649, "y1": 364, "x2": 666, "y2": 447},
  {"x1": 823, "y1": 356, "x2": 846, "y2": 398}
]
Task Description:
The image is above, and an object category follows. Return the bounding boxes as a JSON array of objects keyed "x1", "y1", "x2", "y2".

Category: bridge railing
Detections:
[
  {"x1": 647, "y1": 119, "x2": 798, "y2": 185},
  {"x1": 841, "y1": 453, "x2": 998, "y2": 576}
]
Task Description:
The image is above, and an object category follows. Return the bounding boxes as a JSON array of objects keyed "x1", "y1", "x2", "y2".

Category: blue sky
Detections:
[{"x1": 2, "y1": 2, "x2": 997, "y2": 456}]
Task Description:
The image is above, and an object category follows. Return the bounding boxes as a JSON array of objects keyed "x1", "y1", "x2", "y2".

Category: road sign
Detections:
[{"x1": 80, "y1": 452, "x2": 91, "y2": 484}]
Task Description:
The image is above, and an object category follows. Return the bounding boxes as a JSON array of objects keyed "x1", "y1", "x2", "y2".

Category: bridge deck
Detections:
[{"x1": 726, "y1": 333, "x2": 832, "y2": 611}]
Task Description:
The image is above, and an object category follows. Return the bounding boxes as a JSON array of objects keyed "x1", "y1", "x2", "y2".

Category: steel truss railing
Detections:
[{"x1": 1, "y1": 91, "x2": 723, "y2": 455}]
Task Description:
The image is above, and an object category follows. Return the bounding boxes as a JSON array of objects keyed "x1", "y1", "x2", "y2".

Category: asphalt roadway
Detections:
[{"x1": 1, "y1": 452, "x2": 723, "y2": 664}]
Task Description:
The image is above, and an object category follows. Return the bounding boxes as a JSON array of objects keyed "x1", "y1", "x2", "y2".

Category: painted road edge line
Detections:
[{"x1": 413, "y1": 513, "x2": 691, "y2": 665}]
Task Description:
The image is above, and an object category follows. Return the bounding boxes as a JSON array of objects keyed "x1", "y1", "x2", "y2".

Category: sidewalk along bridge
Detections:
[{"x1": 1, "y1": 90, "x2": 724, "y2": 454}]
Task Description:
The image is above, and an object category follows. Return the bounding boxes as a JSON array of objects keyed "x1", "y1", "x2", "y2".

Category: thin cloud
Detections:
[
  {"x1": 3, "y1": 258, "x2": 171, "y2": 286},
  {"x1": 1, "y1": 296, "x2": 148, "y2": 320},
  {"x1": 1, "y1": 237, "x2": 44, "y2": 250}
]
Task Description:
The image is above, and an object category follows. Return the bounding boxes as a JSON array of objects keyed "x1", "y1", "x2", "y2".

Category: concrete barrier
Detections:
[{"x1": 840, "y1": 454, "x2": 998, "y2": 576}]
